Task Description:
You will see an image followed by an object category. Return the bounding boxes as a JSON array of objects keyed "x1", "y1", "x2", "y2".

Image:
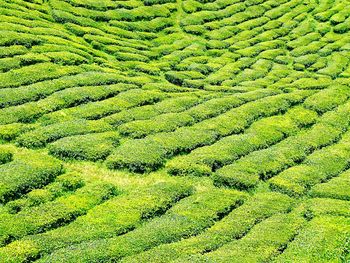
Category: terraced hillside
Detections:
[{"x1": 1, "y1": 0, "x2": 350, "y2": 262}]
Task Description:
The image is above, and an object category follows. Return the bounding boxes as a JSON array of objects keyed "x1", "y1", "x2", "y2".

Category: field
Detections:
[{"x1": 0, "y1": 0, "x2": 350, "y2": 262}]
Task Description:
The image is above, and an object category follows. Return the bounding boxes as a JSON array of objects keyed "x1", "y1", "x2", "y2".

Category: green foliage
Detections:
[
  {"x1": 36, "y1": 189, "x2": 245, "y2": 262},
  {"x1": 269, "y1": 130, "x2": 350, "y2": 196},
  {"x1": 303, "y1": 85, "x2": 350, "y2": 113},
  {"x1": 5, "y1": 172, "x2": 85, "y2": 214},
  {"x1": 215, "y1": 100, "x2": 350, "y2": 190},
  {"x1": 0, "y1": 0, "x2": 349, "y2": 261},
  {"x1": 39, "y1": 89, "x2": 166, "y2": 123},
  {"x1": 179, "y1": 213, "x2": 306, "y2": 262},
  {"x1": 0, "y1": 63, "x2": 83, "y2": 89},
  {"x1": 121, "y1": 192, "x2": 294, "y2": 263},
  {"x1": 167, "y1": 106, "x2": 317, "y2": 177},
  {"x1": 0, "y1": 72, "x2": 132, "y2": 109},
  {"x1": 309, "y1": 170, "x2": 350, "y2": 201},
  {"x1": 0, "y1": 31, "x2": 43, "y2": 48},
  {"x1": 0, "y1": 151, "x2": 63, "y2": 203},
  {"x1": 0, "y1": 147, "x2": 13, "y2": 165},
  {"x1": 106, "y1": 90, "x2": 285, "y2": 172},
  {"x1": 0, "y1": 182, "x2": 193, "y2": 262},
  {"x1": 0, "y1": 181, "x2": 117, "y2": 245},
  {"x1": 273, "y1": 215, "x2": 350, "y2": 262},
  {"x1": 16, "y1": 120, "x2": 112, "y2": 148},
  {"x1": 48, "y1": 132, "x2": 120, "y2": 161}
]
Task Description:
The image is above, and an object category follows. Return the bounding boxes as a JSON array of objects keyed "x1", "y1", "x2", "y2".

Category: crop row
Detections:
[
  {"x1": 0, "y1": 181, "x2": 193, "y2": 262},
  {"x1": 0, "y1": 72, "x2": 144, "y2": 109},
  {"x1": 0, "y1": 182, "x2": 117, "y2": 246},
  {"x1": 269, "y1": 130, "x2": 350, "y2": 196},
  {"x1": 0, "y1": 150, "x2": 63, "y2": 203},
  {"x1": 310, "y1": 169, "x2": 350, "y2": 201},
  {"x1": 214, "y1": 99, "x2": 350, "y2": 190},
  {"x1": 103, "y1": 93, "x2": 215, "y2": 126},
  {"x1": 0, "y1": 62, "x2": 83, "y2": 89},
  {"x1": 48, "y1": 131, "x2": 120, "y2": 161},
  {"x1": 167, "y1": 106, "x2": 317, "y2": 177},
  {"x1": 178, "y1": 212, "x2": 305, "y2": 262},
  {"x1": 274, "y1": 215, "x2": 350, "y2": 262},
  {"x1": 0, "y1": 147, "x2": 12, "y2": 165},
  {"x1": 121, "y1": 192, "x2": 294, "y2": 263},
  {"x1": 117, "y1": 89, "x2": 276, "y2": 138},
  {"x1": 0, "y1": 83, "x2": 137, "y2": 125},
  {"x1": 34, "y1": 189, "x2": 246, "y2": 262},
  {"x1": 168, "y1": 85, "x2": 350, "y2": 177},
  {"x1": 4, "y1": 172, "x2": 84, "y2": 214},
  {"x1": 106, "y1": 90, "x2": 312, "y2": 173}
]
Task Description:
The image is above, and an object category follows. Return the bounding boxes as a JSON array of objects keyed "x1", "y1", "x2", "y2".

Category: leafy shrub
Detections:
[
  {"x1": 215, "y1": 100, "x2": 350, "y2": 190},
  {"x1": 303, "y1": 85, "x2": 350, "y2": 113},
  {"x1": 0, "y1": 147, "x2": 13, "y2": 165},
  {"x1": 121, "y1": 192, "x2": 294, "y2": 263},
  {"x1": 48, "y1": 132, "x2": 120, "y2": 161},
  {"x1": 0, "y1": 31, "x2": 43, "y2": 48},
  {"x1": 269, "y1": 131, "x2": 350, "y2": 196},
  {"x1": 36, "y1": 189, "x2": 245, "y2": 262},
  {"x1": 5, "y1": 172, "x2": 85, "y2": 214},
  {"x1": 309, "y1": 170, "x2": 350, "y2": 200},
  {"x1": 180, "y1": 213, "x2": 305, "y2": 262},
  {"x1": 273, "y1": 216, "x2": 350, "y2": 262},
  {"x1": 0, "y1": 151, "x2": 63, "y2": 203},
  {"x1": 40, "y1": 89, "x2": 166, "y2": 123},
  {"x1": 0, "y1": 63, "x2": 83, "y2": 89},
  {"x1": 0, "y1": 45, "x2": 28, "y2": 58},
  {"x1": 16, "y1": 119, "x2": 112, "y2": 148},
  {"x1": 167, "y1": 106, "x2": 317, "y2": 177},
  {"x1": 107, "y1": 91, "x2": 310, "y2": 173},
  {"x1": 0, "y1": 182, "x2": 117, "y2": 245},
  {"x1": 0, "y1": 182, "x2": 193, "y2": 261}
]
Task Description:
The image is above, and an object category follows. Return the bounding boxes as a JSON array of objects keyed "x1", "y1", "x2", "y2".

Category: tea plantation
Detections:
[{"x1": 0, "y1": 0, "x2": 350, "y2": 262}]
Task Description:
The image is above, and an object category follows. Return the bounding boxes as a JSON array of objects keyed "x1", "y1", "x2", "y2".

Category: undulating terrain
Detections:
[{"x1": 0, "y1": 0, "x2": 350, "y2": 262}]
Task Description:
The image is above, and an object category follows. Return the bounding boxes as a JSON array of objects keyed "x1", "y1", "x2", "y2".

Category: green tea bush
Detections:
[
  {"x1": 107, "y1": 91, "x2": 310, "y2": 173},
  {"x1": 182, "y1": 0, "x2": 202, "y2": 13},
  {"x1": 48, "y1": 132, "x2": 120, "y2": 161},
  {"x1": 36, "y1": 189, "x2": 245, "y2": 262},
  {"x1": 0, "y1": 182, "x2": 117, "y2": 245},
  {"x1": 215, "y1": 100, "x2": 350, "y2": 190},
  {"x1": 104, "y1": 95, "x2": 204, "y2": 126},
  {"x1": 178, "y1": 212, "x2": 305, "y2": 262},
  {"x1": 0, "y1": 123, "x2": 37, "y2": 141},
  {"x1": 36, "y1": 83, "x2": 136, "y2": 124},
  {"x1": 273, "y1": 215, "x2": 350, "y2": 262},
  {"x1": 120, "y1": 192, "x2": 294, "y2": 263},
  {"x1": 0, "y1": 151, "x2": 63, "y2": 203},
  {"x1": 44, "y1": 51, "x2": 88, "y2": 65},
  {"x1": 303, "y1": 85, "x2": 350, "y2": 113},
  {"x1": 119, "y1": 113, "x2": 195, "y2": 138},
  {"x1": 0, "y1": 45, "x2": 28, "y2": 58},
  {"x1": 0, "y1": 31, "x2": 43, "y2": 48},
  {"x1": 167, "y1": 106, "x2": 317, "y2": 177},
  {"x1": 144, "y1": 0, "x2": 176, "y2": 6},
  {"x1": 0, "y1": 147, "x2": 13, "y2": 165},
  {"x1": 269, "y1": 131, "x2": 350, "y2": 196},
  {"x1": 318, "y1": 52, "x2": 349, "y2": 79},
  {"x1": 334, "y1": 17, "x2": 350, "y2": 33},
  {"x1": 0, "y1": 63, "x2": 83, "y2": 89},
  {"x1": 39, "y1": 89, "x2": 166, "y2": 123},
  {"x1": 16, "y1": 119, "x2": 112, "y2": 148},
  {"x1": 5, "y1": 172, "x2": 85, "y2": 214},
  {"x1": 309, "y1": 170, "x2": 350, "y2": 200},
  {"x1": 0, "y1": 72, "x2": 129, "y2": 108},
  {"x1": 1, "y1": 182, "x2": 193, "y2": 261}
]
